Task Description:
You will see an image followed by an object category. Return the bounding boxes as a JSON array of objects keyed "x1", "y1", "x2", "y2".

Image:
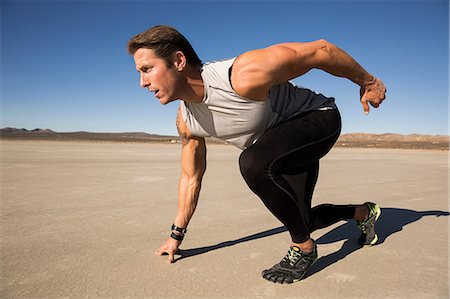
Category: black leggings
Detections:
[{"x1": 239, "y1": 109, "x2": 355, "y2": 243}]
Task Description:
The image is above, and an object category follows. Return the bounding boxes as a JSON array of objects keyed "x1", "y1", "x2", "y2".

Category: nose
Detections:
[{"x1": 140, "y1": 73, "x2": 150, "y2": 88}]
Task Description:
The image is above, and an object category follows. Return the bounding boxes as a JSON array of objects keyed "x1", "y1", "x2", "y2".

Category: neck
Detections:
[{"x1": 181, "y1": 65, "x2": 204, "y2": 103}]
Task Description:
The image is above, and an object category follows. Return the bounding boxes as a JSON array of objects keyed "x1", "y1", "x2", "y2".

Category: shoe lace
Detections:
[
  {"x1": 283, "y1": 248, "x2": 303, "y2": 267},
  {"x1": 358, "y1": 206, "x2": 375, "y2": 233},
  {"x1": 357, "y1": 220, "x2": 367, "y2": 233}
]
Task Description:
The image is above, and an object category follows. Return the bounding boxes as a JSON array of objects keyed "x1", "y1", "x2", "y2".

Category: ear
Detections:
[{"x1": 174, "y1": 51, "x2": 187, "y2": 71}]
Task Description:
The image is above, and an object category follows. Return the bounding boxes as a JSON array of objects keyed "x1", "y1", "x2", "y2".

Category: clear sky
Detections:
[{"x1": 1, "y1": 0, "x2": 449, "y2": 136}]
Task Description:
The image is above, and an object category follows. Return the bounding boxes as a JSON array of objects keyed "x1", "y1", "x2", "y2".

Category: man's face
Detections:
[{"x1": 134, "y1": 48, "x2": 180, "y2": 105}]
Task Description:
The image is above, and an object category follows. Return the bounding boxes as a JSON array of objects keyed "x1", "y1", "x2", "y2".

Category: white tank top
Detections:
[{"x1": 180, "y1": 57, "x2": 336, "y2": 149}]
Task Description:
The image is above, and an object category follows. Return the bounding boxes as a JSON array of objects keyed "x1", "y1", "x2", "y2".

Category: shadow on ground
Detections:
[
  {"x1": 175, "y1": 208, "x2": 448, "y2": 275},
  {"x1": 305, "y1": 208, "x2": 449, "y2": 278}
]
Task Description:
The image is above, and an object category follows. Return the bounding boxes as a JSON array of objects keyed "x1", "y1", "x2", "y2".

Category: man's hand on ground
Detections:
[{"x1": 155, "y1": 237, "x2": 181, "y2": 264}]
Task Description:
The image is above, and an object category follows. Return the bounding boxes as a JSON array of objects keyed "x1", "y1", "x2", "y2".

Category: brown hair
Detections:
[{"x1": 128, "y1": 25, "x2": 202, "y2": 67}]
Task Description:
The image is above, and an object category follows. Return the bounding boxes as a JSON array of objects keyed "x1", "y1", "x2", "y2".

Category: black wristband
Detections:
[
  {"x1": 171, "y1": 224, "x2": 187, "y2": 234},
  {"x1": 170, "y1": 232, "x2": 184, "y2": 241}
]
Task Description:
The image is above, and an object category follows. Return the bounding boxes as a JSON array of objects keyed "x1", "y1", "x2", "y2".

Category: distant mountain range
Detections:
[
  {"x1": 0, "y1": 127, "x2": 177, "y2": 142},
  {"x1": 336, "y1": 133, "x2": 449, "y2": 150},
  {"x1": 1, "y1": 127, "x2": 449, "y2": 150}
]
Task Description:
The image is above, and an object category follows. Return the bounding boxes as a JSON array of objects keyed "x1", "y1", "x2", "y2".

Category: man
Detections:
[{"x1": 128, "y1": 25, "x2": 386, "y2": 284}]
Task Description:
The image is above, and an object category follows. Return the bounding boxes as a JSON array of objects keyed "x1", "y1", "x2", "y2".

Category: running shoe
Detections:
[
  {"x1": 261, "y1": 241, "x2": 318, "y2": 284},
  {"x1": 357, "y1": 202, "x2": 381, "y2": 246}
]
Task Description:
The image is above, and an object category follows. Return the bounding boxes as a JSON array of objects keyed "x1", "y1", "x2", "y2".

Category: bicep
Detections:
[
  {"x1": 176, "y1": 107, "x2": 207, "y2": 178},
  {"x1": 266, "y1": 40, "x2": 331, "y2": 82},
  {"x1": 231, "y1": 40, "x2": 330, "y2": 98}
]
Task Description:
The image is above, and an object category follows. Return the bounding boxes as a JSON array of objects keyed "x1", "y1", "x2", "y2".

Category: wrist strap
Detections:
[
  {"x1": 170, "y1": 232, "x2": 184, "y2": 241},
  {"x1": 172, "y1": 224, "x2": 187, "y2": 234}
]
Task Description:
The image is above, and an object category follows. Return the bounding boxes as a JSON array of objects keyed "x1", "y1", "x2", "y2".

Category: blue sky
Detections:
[{"x1": 1, "y1": 0, "x2": 448, "y2": 136}]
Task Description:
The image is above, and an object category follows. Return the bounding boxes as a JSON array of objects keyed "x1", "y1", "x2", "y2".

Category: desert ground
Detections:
[{"x1": 1, "y1": 140, "x2": 448, "y2": 298}]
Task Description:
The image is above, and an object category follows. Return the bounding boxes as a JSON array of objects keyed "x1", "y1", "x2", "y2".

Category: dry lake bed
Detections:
[{"x1": 1, "y1": 140, "x2": 448, "y2": 298}]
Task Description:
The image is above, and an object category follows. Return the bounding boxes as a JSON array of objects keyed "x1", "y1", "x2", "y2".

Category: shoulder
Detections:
[
  {"x1": 229, "y1": 48, "x2": 276, "y2": 100},
  {"x1": 176, "y1": 105, "x2": 204, "y2": 145}
]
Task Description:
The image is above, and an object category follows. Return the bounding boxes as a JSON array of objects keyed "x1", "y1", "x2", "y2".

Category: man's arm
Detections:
[
  {"x1": 155, "y1": 106, "x2": 206, "y2": 263},
  {"x1": 231, "y1": 40, "x2": 386, "y2": 114},
  {"x1": 175, "y1": 106, "x2": 207, "y2": 229}
]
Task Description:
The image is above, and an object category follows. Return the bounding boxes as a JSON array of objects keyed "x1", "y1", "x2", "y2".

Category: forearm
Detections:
[
  {"x1": 316, "y1": 42, "x2": 374, "y2": 87},
  {"x1": 317, "y1": 42, "x2": 386, "y2": 114},
  {"x1": 174, "y1": 173, "x2": 203, "y2": 229}
]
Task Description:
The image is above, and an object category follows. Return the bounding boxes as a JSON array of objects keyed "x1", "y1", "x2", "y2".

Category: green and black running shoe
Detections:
[
  {"x1": 261, "y1": 241, "x2": 318, "y2": 284},
  {"x1": 357, "y1": 202, "x2": 381, "y2": 246}
]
